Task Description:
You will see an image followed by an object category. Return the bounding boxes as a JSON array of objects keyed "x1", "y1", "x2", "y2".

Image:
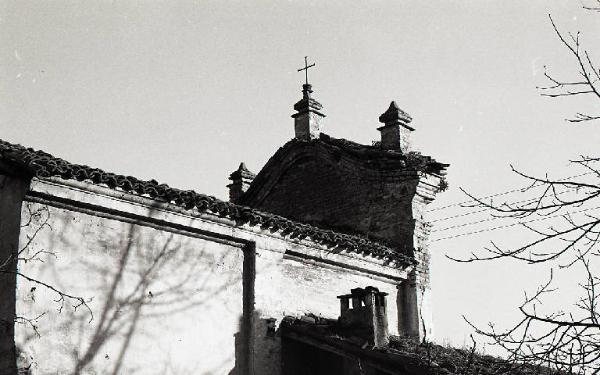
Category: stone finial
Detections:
[
  {"x1": 227, "y1": 162, "x2": 255, "y2": 203},
  {"x1": 291, "y1": 84, "x2": 326, "y2": 141},
  {"x1": 378, "y1": 101, "x2": 413, "y2": 126},
  {"x1": 377, "y1": 101, "x2": 414, "y2": 153},
  {"x1": 337, "y1": 286, "x2": 389, "y2": 348}
]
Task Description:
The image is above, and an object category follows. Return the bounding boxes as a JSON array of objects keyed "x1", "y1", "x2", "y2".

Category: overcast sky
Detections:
[{"x1": 2, "y1": 0, "x2": 599, "y2": 352}]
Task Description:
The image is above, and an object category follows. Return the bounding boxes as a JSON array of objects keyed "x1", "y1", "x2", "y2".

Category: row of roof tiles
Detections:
[{"x1": 0, "y1": 138, "x2": 413, "y2": 265}]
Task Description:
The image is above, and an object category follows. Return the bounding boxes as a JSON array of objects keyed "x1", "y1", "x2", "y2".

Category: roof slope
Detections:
[
  {"x1": 0, "y1": 138, "x2": 412, "y2": 265},
  {"x1": 282, "y1": 316, "x2": 562, "y2": 375}
]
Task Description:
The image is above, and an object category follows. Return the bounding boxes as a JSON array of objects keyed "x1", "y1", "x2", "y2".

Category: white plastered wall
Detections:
[{"x1": 15, "y1": 178, "x2": 410, "y2": 375}]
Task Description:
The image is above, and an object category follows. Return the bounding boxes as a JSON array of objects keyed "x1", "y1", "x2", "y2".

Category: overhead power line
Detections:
[
  {"x1": 431, "y1": 214, "x2": 508, "y2": 234},
  {"x1": 429, "y1": 189, "x2": 575, "y2": 224},
  {"x1": 426, "y1": 172, "x2": 594, "y2": 213},
  {"x1": 430, "y1": 205, "x2": 600, "y2": 243},
  {"x1": 429, "y1": 207, "x2": 490, "y2": 224}
]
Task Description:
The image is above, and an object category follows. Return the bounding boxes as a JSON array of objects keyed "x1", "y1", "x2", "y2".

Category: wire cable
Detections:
[
  {"x1": 430, "y1": 205, "x2": 600, "y2": 242},
  {"x1": 427, "y1": 172, "x2": 595, "y2": 213},
  {"x1": 429, "y1": 188, "x2": 582, "y2": 224}
]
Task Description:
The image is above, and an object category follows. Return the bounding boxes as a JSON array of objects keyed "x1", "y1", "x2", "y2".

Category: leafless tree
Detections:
[
  {"x1": 450, "y1": 6, "x2": 600, "y2": 373},
  {"x1": 452, "y1": 159, "x2": 600, "y2": 373},
  {"x1": 538, "y1": 13, "x2": 600, "y2": 123}
]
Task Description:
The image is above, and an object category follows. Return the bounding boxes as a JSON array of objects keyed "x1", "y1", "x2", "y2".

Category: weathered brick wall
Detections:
[{"x1": 251, "y1": 151, "x2": 420, "y2": 254}]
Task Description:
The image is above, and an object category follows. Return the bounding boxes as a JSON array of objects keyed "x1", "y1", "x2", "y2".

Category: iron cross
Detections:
[{"x1": 297, "y1": 56, "x2": 315, "y2": 85}]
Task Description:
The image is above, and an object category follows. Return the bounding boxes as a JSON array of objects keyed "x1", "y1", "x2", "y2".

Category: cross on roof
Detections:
[{"x1": 297, "y1": 56, "x2": 315, "y2": 85}]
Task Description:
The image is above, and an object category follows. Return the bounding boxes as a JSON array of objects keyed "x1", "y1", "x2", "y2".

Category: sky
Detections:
[{"x1": 2, "y1": 0, "x2": 600, "y2": 352}]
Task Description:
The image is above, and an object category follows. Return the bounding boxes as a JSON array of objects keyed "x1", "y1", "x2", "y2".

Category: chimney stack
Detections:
[
  {"x1": 337, "y1": 286, "x2": 389, "y2": 348},
  {"x1": 377, "y1": 101, "x2": 414, "y2": 153},
  {"x1": 292, "y1": 84, "x2": 326, "y2": 141},
  {"x1": 227, "y1": 162, "x2": 255, "y2": 203}
]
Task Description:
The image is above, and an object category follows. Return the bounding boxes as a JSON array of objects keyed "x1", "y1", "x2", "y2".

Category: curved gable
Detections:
[{"x1": 239, "y1": 135, "x2": 446, "y2": 255}]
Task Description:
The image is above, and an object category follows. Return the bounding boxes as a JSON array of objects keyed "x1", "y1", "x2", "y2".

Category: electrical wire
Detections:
[
  {"x1": 430, "y1": 205, "x2": 600, "y2": 242},
  {"x1": 426, "y1": 172, "x2": 594, "y2": 213}
]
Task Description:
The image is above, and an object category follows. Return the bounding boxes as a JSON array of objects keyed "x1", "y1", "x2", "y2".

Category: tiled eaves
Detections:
[{"x1": 0, "y1": 139, "x2": 414, "y2": 266}]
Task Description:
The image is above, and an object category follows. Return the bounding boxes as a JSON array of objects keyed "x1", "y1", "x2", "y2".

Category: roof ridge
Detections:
[
  {"x1": 0, "y1": 138, "x2": 412, "y2": 265},
  {"x1": 319, "y1": 133, "x2": 449, "y2": 173}
]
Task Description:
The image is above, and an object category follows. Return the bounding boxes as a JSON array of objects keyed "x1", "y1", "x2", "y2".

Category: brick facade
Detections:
[{"x1": 240, "y1": 136, "x2": 446, "y2": 258}]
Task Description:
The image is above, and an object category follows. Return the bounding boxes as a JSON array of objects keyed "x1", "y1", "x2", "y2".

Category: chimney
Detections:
[
  {"x1": 337, "y1": 286, "x2": 389, "y2": 348},
  {"x1": 292, "y1": 84, "x2": 326, "y2": 141},
  {"x1": 227, "y1": 162, "x2": 255, "y2": 203},
  {"x1": 377, "y1": 101, "x2": 414, "y2": 153}
]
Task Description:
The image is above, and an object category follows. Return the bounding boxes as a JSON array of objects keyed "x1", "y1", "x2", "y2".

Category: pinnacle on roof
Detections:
[
  {"x1": 292, "y1": 57, "x2": 325, "y2": 141},
  {"x1": 377, "y1": 101, "x2": 414, "y2": 153},
  {"x1": 293, "y1": 56, "x2": 324, "y2": 114},
  {"x1": 292, "y1": 84, "x2": 324, "y2": 113},
  {"x1": 229, "y1": 162, "x2": 256, "y2": 180},
  {"x1": 227, "y1": 162, "x2": 255, "y2": 203},
  {"x1": 378, "y1": 101, "x2": 413, "y2": 129}
]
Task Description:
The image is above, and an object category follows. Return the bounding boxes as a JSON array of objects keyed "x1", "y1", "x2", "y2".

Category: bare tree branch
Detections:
[{"x1": 538, "y1": 15, "x2": 600, "y2": 123}]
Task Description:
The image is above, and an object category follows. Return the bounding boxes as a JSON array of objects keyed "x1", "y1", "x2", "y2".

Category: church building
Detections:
[{"x1": 0, "y1": 75, "x2": 460, "y2": 374}]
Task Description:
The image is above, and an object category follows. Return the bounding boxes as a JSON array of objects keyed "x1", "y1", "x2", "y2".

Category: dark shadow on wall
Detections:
[{"x1": 13, "y1": 203, "x2": 251, "y2": 375}]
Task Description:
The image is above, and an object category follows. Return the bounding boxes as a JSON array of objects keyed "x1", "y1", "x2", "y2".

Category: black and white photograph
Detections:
[{"x1": 1, "y1": 1, "x2": 599, "y2": 374}]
